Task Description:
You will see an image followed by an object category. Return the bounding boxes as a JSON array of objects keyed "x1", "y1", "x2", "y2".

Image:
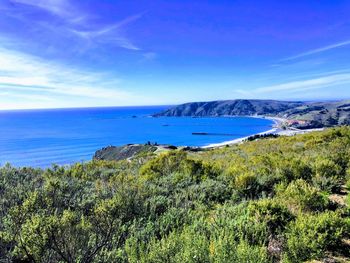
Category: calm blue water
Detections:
[{"x1": 0, "y1": 106, "x2": 273, "y2": 167}]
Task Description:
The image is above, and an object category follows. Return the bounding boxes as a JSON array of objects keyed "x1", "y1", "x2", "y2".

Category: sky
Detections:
[{"x1": 1, "y1": 0, "x2": 350, "y2": 109}]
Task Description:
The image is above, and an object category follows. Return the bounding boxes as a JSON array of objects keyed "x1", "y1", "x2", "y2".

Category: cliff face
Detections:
[{"x1": 154, "y1": 99, "x2": 350, "y2": 128}]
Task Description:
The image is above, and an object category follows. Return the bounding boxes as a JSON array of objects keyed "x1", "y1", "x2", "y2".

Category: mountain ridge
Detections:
[{"x1": 154, "y1": 99, "x2": 350, "y2": 128}]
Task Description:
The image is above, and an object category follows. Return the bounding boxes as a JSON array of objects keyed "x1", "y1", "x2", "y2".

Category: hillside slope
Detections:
[
  {"x1": 93, "y1": 144, "x2": 157, "y2": 161},
  {"x1": 1, "y1": 127, "x2": 350, "y2": 262},
  {"x1": 154, "y1": 99, "x2": 304, "y2": 117},
  {"x1": 154, "y1": 99, "x2": 350, "y2": 128}
]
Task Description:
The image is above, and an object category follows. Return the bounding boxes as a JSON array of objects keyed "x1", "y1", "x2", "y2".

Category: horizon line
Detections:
[{"x1": 0, "y1": 98, "x2": 347, "y2": 112}]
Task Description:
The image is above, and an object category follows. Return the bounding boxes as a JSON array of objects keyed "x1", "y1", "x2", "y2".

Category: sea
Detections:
[{"x1": 0, "y1": 106, "x2": 274, "y2": 167}]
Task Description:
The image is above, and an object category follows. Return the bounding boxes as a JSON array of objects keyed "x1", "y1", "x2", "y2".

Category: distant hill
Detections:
[
  {"x1": 154, "y1": 99, "x2": 350, "y2": 128},
  {"x1": 282, "y1": 100, "x2": 350, "y2": 127}
]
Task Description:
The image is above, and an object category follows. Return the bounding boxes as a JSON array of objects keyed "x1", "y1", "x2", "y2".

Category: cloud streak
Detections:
[
  {"x1": 244, "y1": 73, "x2": 350, "y2": 95},
  {"x1": 283, "y1": 39, "x2": 350, "y2": 61},
  {"x1": 11, "y1": 0, "x2": 72, "y2": 18},
  {"x1": 0, "y1": 46, "x2": 133, "y2": 101},
  {"x1": 7, "y1": 0, "x2": 143, "y2": 51},
  {"x1": 70, "y1": 13, "x2": 144, "y2": 51}
]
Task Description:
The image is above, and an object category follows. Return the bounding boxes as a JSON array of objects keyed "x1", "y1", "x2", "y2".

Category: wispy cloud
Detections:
[
  {"x1": 283, "y1": 39, "x2": 350, "y2": 61},
  {"x1": 10, "y1": 0, "x2": 72, "y2": 18},
  {"x1": 0, "y1": 1, "x2": 152, "y2": 109},
  {"x1": 242, "y1": 73, "x2": 350, "y2": 95},
  {"x1": 142, "y1": 52, "x2": 157, "y2": 61},
  {"x1": 70, "y1": 13, "x2": 144, "y2": 51},
  {"x1": 7, "y1": 0, "x2": 143, "y2": 51},
  {"x1": 0, "y1": 46, "x2": 133, "y2": 100}
]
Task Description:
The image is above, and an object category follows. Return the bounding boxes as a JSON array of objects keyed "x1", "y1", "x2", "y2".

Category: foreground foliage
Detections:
[{"x1": 1, "y1": 127, "x2": 350, "y2": 262}]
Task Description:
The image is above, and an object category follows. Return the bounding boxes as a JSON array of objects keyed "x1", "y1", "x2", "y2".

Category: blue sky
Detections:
[{"x1": 1, "y1": 0, "x2": 350, "y2": 109}]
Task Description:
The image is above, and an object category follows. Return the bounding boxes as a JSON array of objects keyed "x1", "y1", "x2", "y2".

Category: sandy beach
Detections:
[{"x1": 203, "y1": 116, "x2": 324, "y2": 149}]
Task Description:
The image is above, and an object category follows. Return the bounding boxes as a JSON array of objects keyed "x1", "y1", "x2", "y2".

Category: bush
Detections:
[
  {"x1": 312, "y1": 158, "x2": 343, "y2": 193},
  {"x1": 131, "y1": 224, "x2": 210, "y2": 263},
  {"x1": 186, "y1": 179, "x2": 231, "y2": 206},
  {"x1": 139, "y1": 151, "x2": 220, "y2": 183},
  {"x1": 234, "y1": 173, "x2": 261, "y2": 199},
  {"x1": 283, "y1": 211, "x2": 346, "y2": 262},
  {"x1": 2, "y1": 127, "x2": 350, "y2": 262},
  {"x1": 128, "y1": 219, "x2": 270, "y2": 263},
  {"x1": 139, "y1": 151, "x2": 189, "y2": 181},
  {"x1": 209, "y1": 203, "x2": 268, "y2": 246},
  {"x1": 247, "y1": 199, "x2": 294, "y2": 236},
  {"x1": 276, "y1": 179, "x2": 329, "y2": 213},
  {"x1": 278, "y1": 158, "x2": 313, "y2": 182},
  {"x1": 211, "y1": 239, "x2": 269, "y2": 263}
]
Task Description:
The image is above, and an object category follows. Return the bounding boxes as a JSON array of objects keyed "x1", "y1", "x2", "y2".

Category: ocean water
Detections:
[{"x1": 0, "y1": 106, "x2": 273, "y2": 167}]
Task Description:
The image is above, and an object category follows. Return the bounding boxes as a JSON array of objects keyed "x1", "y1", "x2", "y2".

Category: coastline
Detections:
[
  {"x1": 202, "y1": 128, "x2": 277, "y2": 149},
  {"x1": 202, "y1": 116, "x2": 324, "y2": 149}
]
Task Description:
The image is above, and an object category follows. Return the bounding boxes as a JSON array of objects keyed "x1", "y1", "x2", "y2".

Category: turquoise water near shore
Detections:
[{"x1": 0, "y1": 106, "x2": 273, "y2": 167}]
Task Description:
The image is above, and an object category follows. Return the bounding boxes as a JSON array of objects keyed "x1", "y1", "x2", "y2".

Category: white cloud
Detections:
[
  {"x1": 252, "y1": 73, "x2": 350, "y2": 94},
  {"x1": 284, "y1": 39, "x2": 350, "y2": 61},
  {"x1": 8, "y1": 0, "x2": 143, "y2": 51},
  {"x1": 0, "y1": 47, "x2": 134, "y2": 101},
  {"x1": 70, "y1": 13, "x2": 144, "y2": 51},
  {"x1": 1, "y1": 91, "x2": 54, "y2": 101},
  {"x1": 10, "y1": 0, "x2": 71, "y2": 18}
]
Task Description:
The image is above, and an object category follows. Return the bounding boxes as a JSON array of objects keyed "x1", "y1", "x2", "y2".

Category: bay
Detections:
[{"x1": 0, "y1": 106, "x2": 273, "y2": 167}]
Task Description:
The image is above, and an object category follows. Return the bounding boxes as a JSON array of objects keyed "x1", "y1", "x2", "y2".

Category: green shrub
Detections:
[
  {"x1": 2, "y1": 127, "x2": 350, "y2": 262},
  {"x1": 283, "y1": 211, "x2": 346, "y2": 262},
  {"x1": 139, "y1": 151, "x2": 189, "y2": 181},
  {"x1": 345, "y1": 172, "x2": 350, "y2": 190},
  {"x1": 211, "y1": 239, "x2": 269, "y2": 263},
  {"x1": 139, "y1": 151, "x2": 220, "y2": 183},
  {"x1": 278, "y1": 158, "x2": 313, "y2": 182},
  {"x1": 247, "y1": 199, "x2": 294, "y2": 236},
  {"x1": 186, "y1": 179, "x2": 231, "y2": 206},
  {"x1": 127, "y1": 219, "x2": 270, "y2": 263},
  {"x1": 234, "y1": 173, "x2": 261, "y2": 199},
  {"x1": 312, "y1": 158, "x2": 343, "y2": 193},
  {"x1": 276, "y1": 179, "x2": 329, "y2": 213},
  {"x1": 132, "y1": 225, "x2": 210, "y2": 263},
  {"x1": 209, "y1": 203, "x2": 268, "y2": 246}
]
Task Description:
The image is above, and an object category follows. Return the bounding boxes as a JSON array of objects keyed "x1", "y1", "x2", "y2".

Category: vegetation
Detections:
[
  {"x1": 153, "y1": 99, "x2": 304, "y2": 117},
  {"x1": 93, "y1": 144, "x2": 157, "y2": 161},
  {"x1": 154, "y1": 99, "x2": 350, "y2": 128},
  {"x1": 246, "y1": 133, "x2": 280, "y2": 141},
  {"x1": 1, "y1": 127, "x2": 350, "y2": 262}
]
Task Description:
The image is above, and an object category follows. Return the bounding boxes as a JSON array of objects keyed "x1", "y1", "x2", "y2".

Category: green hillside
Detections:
[
  {"x1": 155, "y1": 99, "x2": 350, "y2": 128},
  {"x1": 1, "y1": 127, "x2": 350, "y2": 262},
  {"x1": 283, "y1": 100, "x2": 350, "y2": 127},
  {"x1": 154, "y1": 99, "x2": 304, "y2": 117}
]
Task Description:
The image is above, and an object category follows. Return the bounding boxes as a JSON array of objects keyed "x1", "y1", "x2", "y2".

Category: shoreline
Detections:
[
  {"x1": 202, "y1": 115, "x2": 282, "y2": 149},
  {"x1": 202, "y1": 128, "x2": 278, "y2": 149},
  {"x1": 202, "y1": 116, "x2": 324, "y2": 149}
]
